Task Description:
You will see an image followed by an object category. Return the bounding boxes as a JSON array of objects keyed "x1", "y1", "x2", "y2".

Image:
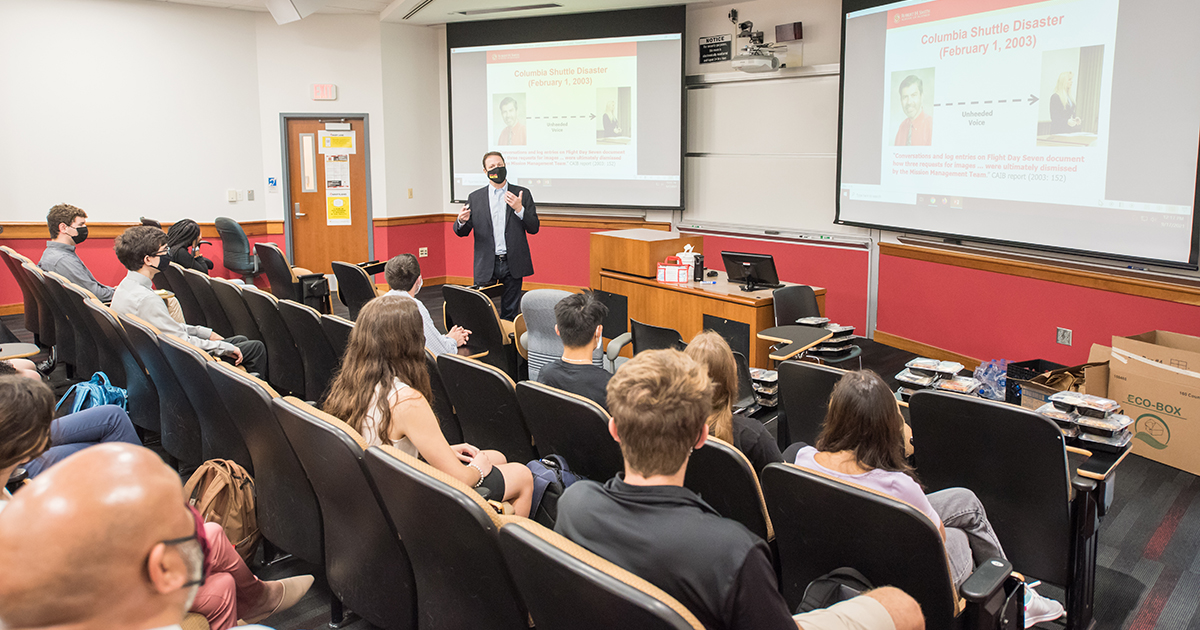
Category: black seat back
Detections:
[
  {"x1": 684, "y1": 437, "x2": 773, "y2": 541},
  {"x1": 630, "y1": 319, "x2": 685, "y2": 355},
  {"x1": 17, "y1": 261, "x2": 57, "y2": 351},
  {"x1": 84, "y1": 300, "x2": 160, "y2": 433},
  {"x1": 272, "y1": 397, "x2": 417, "y2": 630},
  {"x1": 160, "y1": 262, "x2": 206, "y2": 327},
  {"x1": 442, "y1": 284, "x2": 514, "y2": 376},
  {"x1": 255, "y1": 242, "x2": 301, "y2": 302},
  {"x1": 425, "y1": 348, "x2": 462, "y2": 444},
  {"x1": 214, "y1": 217, "x2": 259, "y2": 278},
  {"x1": 181, "y1": 268, "x2": 232, "y2": 337},
  {"x1": 209, "y1": 277, "x2": 262, "y2": 341},
  {"x1": 364, "y1": 445, "x2": 529, "y2": 630},
  {"x1": 777, "y1": 360, "x2": 845, "y2": 446},
  {"x1": 515, "y1": 381, "x2": 622, "y2": 482},
  {"x1": 241, "y1": 286, "x2": 305, "y2": 397},
  {"x1": 157, "y1": 334, "x2": 253, "y2": 472},
  {"x1": 277, "y1": 299, "x2": 339, "y2": 402},
  {"x1": 0, "y1": 246, "x2": 40, "y2": 341},
  {"x1": 320, "y1": 313, "x2": 353, "y2": 361},
  {"x1": 331, "y1": 261, "x2": 376, "y2": 320},
  {"x1": 909, "y1": 390, "x2": 1073, "y2": 586},
  {"x1": 46, "y1": 273, "x2": 100, "y2": 377},
  {"x1": 497, "y1": 520, "x2": 704, "y2": 630},
  {"x1": 731, "y1": 350, "x2": 755, "y2": 404},
  {"x1": 437, "y1": 354, "x2": 536, "y2": 462},
  {"x1": 66, "y1": 284, "x2": 124, "y2": 385},
  {"x1": 207, "y1": 362, "x2": 323, "y2": 565},
  {"x1": 119, "y1": 314, "x2": 202, "y2": 467},
  {"x1": 761, "y1": 463, "x2": 959, "y2": 626},
  {"x1": 772, "y1": 285, "x2": 821, "y2": 326}
]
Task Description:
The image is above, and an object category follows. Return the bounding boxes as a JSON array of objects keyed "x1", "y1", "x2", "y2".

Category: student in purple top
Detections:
[{"x1": 792, "y1": 370, "x2": 1064, "y2": 629}]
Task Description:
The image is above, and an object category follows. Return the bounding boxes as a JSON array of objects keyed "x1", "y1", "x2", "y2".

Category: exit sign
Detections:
[{"x1": 312, "y1": 84, "x2": 337, "y2": 101}]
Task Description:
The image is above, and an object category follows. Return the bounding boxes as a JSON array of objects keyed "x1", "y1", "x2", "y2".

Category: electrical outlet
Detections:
[
  {"x1": 408, "y1": 188, "x2": 414, "y2": 199},
  {"x1": 418, "y1": 247, "x2": 428, "y2": 258},
  {"x1": 1056, "y1": 327, "x2": 1072, "y2": 346},
  {"x1": 247, "y1": 190, "x2": 254, "y2": 201}
]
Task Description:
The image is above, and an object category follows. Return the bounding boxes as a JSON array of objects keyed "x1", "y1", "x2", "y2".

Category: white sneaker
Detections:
[{"x1": 1023, "y1": 582, "x2": 1065, "y2": 628}]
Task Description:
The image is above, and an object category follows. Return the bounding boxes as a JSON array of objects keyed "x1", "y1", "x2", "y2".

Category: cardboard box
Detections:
[
  {"x1": 1011, "y1": 361, "x2": 1107, "y2": 411},
  {"x1": 1107, "y1": 331, "x2": 1200, "y2": 476}
]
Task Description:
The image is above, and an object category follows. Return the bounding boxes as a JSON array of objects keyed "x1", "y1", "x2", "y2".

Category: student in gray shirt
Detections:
[
  {"x1": 38, "y1": 204, "x2": 114, "y2": 302},
  {"x1": 110, "y1": 226, "x2": 267, "y2": 378},
  {"x1": 383, "y1": 254, "x2": 470, "y2": 356}
]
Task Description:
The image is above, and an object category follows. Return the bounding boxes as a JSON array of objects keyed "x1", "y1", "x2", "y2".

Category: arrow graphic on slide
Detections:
[
  {"x1": 527, "y1": 113, "x2": 597, "y2": 120},
  {"x1": 934, "y1": 94, "x2": 1038, "y2": 107}
]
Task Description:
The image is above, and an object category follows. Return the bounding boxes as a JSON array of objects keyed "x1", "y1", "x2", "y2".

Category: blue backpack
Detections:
[
  {"x1": 526, "y1": 454, "x2": 582, "y2": 528},
  {"x1": 55, "y1": 372, "x2": 128, "y2": 415}
]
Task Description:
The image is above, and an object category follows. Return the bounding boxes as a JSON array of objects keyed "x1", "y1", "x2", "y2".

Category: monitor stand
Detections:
[{"x1": 740, "y1": 262, "x2": 760, "y2": 292}]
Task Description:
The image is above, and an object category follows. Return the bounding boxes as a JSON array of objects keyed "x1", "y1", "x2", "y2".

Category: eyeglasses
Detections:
[
  {"x1": 153, "y1": 249, "x2": 170, "y2": 258},
  {"x1": 157, "y1": 504, "x2": 208, "y2": 587}
]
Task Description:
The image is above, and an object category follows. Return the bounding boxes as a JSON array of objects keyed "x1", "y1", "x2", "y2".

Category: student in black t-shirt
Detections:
[
  {"x1": 537, "y1": 291, "x2": 611, "y2": 409},
  {"x1": 685, "y1": 331, "x2": 782, "y2": 476},
  {"x1": 555, "y1": 350, "x2": 924, "y2": 630}
]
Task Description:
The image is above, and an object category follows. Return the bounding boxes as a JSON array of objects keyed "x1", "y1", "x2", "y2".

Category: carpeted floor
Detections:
[{"x1": 6, "y1": 288, "x2": 1200, "y2": 629}]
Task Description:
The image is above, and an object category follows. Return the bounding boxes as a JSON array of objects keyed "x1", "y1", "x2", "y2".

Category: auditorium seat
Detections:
[
  {"x1": 272, "y1": 397, "x2": 417, "y2": 630},
  {"x1": 425, "y1": 348, "x2": 462, "y2": 444},
  {"x1": 157, "y1": 333, "x2": 253, "y2": 472},
  {"x1": 442, "y1": 284, "x2": 517, "y2": 378},
  {"x1": 364, "y1": 445, "x2": 530, "y2": 630},
  {"x1": 515, "y1": 381, "x2": 622, "y2": 482},
  {"x1": 320, "y1": 313, "x2": 353, "y2": 361},
  {"x1": 498, "y1": 519, "x2": 705, "y2": 630},
  {"x1": 255, "y1": 242, "x2": 328, "y2": 312},
  {"x1": 331, "y1": 260, "x2": 379, "y2": 320},
  {"x1": 0, "y1": 246, "x2": 42, "y2": 346},
  {"x1": 45, "y1": 273, "x2": 100, "y2": 378},
  {"x1": 762, "y1": 463, "x2": 1019, "y2": 630},
  {"x1": 209, "y1": 277, "x2": 263, "y2": 341},
  {"x1": 13, "y1": 258, "x2": 56, "y2": 358},
  {"x1": 214, "y1": 217, "x2": 260, "y2": 282},
  {"x1": 119, "y1": 313, "x2": 203, "y2": 469},
  {"x1": 241, "y1": 286, "x2": 305, "y2": 398},
  {"x1": 207, "y1": 362, "x2": 323, "y2": 566},
  {"x1": 278, "y1": 299, "x2": 339, "y2": 402},
  {"x1": 66, "y1": 284, "x2": 124, "y2": 385},
  {"x1": 161, "y1": 262, "x2": 207, "y2": 328},
  {"x1": 777, "y1": 360, "x2": 845, "y2": 448},
  {"x1": 684, "y1": 437, "x2": 773, "y2": 542},
  {"x1": 630, "y1": 319, "x2": 685, "y2": 354},
  {"x1": 84, "y1": 299, "x2": 160, "y2": 436},
  {"x1": 437, "y1": 354, "x2": 536, "y2": 463},
  {"x1": 182, "y1": 268, "x2": 233, "y2": 337}
]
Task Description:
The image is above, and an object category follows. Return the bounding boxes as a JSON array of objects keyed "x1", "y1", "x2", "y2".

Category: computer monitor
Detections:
[{"x1": 721, "y1": 251, "x2": 782, "y2": 292}]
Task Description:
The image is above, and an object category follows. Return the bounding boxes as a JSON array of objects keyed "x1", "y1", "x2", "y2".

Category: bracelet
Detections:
[{"x1": 468, "y1": 462, "x2": 486, "y2": 488}]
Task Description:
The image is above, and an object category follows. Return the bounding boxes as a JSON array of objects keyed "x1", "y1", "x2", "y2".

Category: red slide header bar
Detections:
[
  {"x1": 486, "y1": 41, "x2": 637, "y2": 64},
  {"x1": 888, "y1": 0, "x2": 1052, "y2": 29}
]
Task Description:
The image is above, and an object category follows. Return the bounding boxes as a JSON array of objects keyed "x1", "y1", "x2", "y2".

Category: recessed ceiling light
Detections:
[{"x1": 456, "y1": 3, "x2": 562, "y2": 16}]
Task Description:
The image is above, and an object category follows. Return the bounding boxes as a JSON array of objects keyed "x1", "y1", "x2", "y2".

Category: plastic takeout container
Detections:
[
  {"x1": 797, "y1": 316, "x2": 830, "y2": 326},
  {"x1": 753, "y1": 382, "x2": 778, "y2": 396},
  {"x1": 750, "y1": 368, "x2": 778, "y2": 383},
  {"x1": 936, "y1": 376, "x2": 982, "y2": 395},
  {"x1": 905, "y1": 358, "x2": 964, "y2": 377},
  {"x1": 1036, "y1": 402, "x2": 1078, "y2": 427},
  {"x1": 896, "y1": 369, "x2": 937, "y2": 387},
  {"x1": 1074, "y1": 413, "x2": 1132, "y2": 438},
  {"x1": 1078, "y1": 428, "x2": 1133, "y2": 452}
]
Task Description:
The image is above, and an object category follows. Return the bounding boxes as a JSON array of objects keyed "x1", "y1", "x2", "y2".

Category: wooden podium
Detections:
[{"x1": 590, "y1": 229, "x2": 824, "y2": 368}]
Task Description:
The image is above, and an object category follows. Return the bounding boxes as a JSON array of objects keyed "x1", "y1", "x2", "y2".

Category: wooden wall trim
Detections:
[
  {"x1": 0, "y1": 220, "x2": 284, "y2": 240},
  {"x1": 0, "y1": 303, "x2": 23, "y2": 316},
  {"x1": 421, "y1": 275, "x2": 586, "y2": 293},
  {"x1": 873, "y1": 330, "x2": 982, "y2": 371},
  {"x1": 880, "y1": 242, "x2": 1200, "y2": 307},
  {"x1": 371, "y1": 213, "x2": 671, "y2": 231}
]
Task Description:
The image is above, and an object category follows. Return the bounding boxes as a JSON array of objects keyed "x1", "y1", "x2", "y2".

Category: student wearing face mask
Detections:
[
  {"x1": 166, "y1": 218, "x2": 215, "y2": 274},
  {"x1": 39, "y1": 203, "x2": 114, "y2": 301},
  {"x1": 454, "y1": 151, "x2": 539, "y2": 321},
  {"x1": 537, "y1": 291, "x2": 611, "y2": 410},
  {"x1": 110, "y1": 226, "x2": 267, "y2": 378},
  {"x1": 0, "y1": 443, "x2": 310, "y2": 630}
]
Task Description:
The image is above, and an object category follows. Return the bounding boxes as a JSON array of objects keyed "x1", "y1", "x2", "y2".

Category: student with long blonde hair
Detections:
[{"x1": 324, "y1": 295, "x2": 534, "y2": 516}]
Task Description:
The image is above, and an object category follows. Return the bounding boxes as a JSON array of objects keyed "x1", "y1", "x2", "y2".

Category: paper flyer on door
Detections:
[
  {"x1": 318, "y1": 130, "x2": 355, "y2": 155},
  {"x1": 326, "y1": 191, "x2": 351, "y2": 226}
]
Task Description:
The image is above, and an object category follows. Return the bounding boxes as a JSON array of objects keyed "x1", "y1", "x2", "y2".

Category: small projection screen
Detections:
[
  {"x1": 447, "y1": 6, "x2": 684, "y2": 209},
  {"x1": 836, "y1": 0, "x2": 1200, "y2": 269}
]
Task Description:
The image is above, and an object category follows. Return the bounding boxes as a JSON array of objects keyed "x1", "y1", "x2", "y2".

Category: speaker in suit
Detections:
[{"x1": 453, "y1": 156, "x2": 539, "y2": 320}]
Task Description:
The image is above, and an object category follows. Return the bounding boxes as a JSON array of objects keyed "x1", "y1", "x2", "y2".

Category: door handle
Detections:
[{"x1": 294, "y1": 203, "x2": 306, "y2": 217}]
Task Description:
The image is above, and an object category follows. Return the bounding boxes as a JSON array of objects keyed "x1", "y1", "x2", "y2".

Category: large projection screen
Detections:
[
  {"x1": 448, "y1": 7, "x2": 685, "y2": 209},
  {"x1": 836, "y1": 0, "x2": 1200, "y2": 269}
]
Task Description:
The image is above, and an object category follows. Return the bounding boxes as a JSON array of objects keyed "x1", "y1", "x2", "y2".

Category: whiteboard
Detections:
[{"x1": 683, "y1": 70, "x2": 868, "y2": 238}]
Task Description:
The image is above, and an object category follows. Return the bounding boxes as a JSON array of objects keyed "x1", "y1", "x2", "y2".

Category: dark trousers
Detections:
[
  {"x1": 25, "y1": 405, "x2": 140, "y2": 477},
  {"x1": 491, "y1": 257, "x2": 524, "y2": 321},
  {"x1": 223, "y1": 335, "x2": 268, "y2": 380}
]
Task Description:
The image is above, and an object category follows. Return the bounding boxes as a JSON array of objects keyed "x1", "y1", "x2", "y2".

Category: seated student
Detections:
[
  {"x1": 39, "y1": 203, "x2": 114, "y2": 301},
  {"x1": 556, "y1": 350, "x2": 924, "y2": 630},
  {"x1": 685, "y1": 331, "x2": 782, "y2": 475},
  {"x1": 793, "y1": 370, "x2": 1064, "y2": 628},
  {"x1": 1, "y1": 358, "x2": 39, "y2": 380},
  {"x1": 111, "y1": 226, "x2": 267, "y2": 378},
  {"x1": 324, "y1": 295, "x2": 534, "y2": 516},
  {"x1": 166, "y1": 219, "x2": 214, "y2": 274},
  {"x1": 537, "y1": 291, "x2": 611, "y2": 409},
  {"x1": 0, "y1": 443, "x2": 308, "y2": 630},
  {"x1": 0, "y1": 371, "x2": 140, "y2": 479},
  {"x1": 383, "y1": 253, "x2": 469, "y2": 356},
  {"x1": 0, "y1": 375, "x2": 55, "y2": 510}
]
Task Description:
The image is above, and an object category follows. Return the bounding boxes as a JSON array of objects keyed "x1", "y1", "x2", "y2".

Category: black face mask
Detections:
[
  {"x1": 487, "y1": 166, "x2": 507, "y2": 184},
  {"x1": 71, "y1": 226, "x2": 88, "y2": 245}
]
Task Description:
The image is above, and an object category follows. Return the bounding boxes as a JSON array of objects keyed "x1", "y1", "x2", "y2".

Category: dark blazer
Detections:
[{"x1": 455, "y1": 183, "x2": 539, "y2": 285}]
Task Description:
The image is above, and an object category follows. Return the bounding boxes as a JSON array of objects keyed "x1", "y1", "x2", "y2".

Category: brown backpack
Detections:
[{"x1": 183, "y1": 459, "x2": 260, "y2": 562}]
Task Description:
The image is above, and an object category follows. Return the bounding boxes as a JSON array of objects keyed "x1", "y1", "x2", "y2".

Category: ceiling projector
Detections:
[{"x1": 732, "y1": 51, "x2": 780, "y2": 73}]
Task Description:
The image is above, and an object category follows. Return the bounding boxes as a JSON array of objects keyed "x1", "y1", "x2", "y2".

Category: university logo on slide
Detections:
[{"x1": 1133, "y1": 413, "x2": 1171, "y2": 450}]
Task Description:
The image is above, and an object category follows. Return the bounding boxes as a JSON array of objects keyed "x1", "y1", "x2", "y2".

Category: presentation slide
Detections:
[
  {"x1": 838, "y1": 0, "x2": 1200, "y2": 266},
  {"x1": 450, "y1": 34, "x2": 682, "y2": 208}
]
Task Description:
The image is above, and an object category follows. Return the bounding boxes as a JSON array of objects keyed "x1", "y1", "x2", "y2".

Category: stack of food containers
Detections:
[
  {"x1": 796, "y1": 317, "x2": 858, "y2": 358},
  {"x1": 1036, "y1": 392, "x2": 1133, "y2": 451},
  {"x1": 749, "y1": 368, "x2": 779, "y2": 409},
  {"x1": 895, "y1": 358, "x2": 982, "y2": 401}
]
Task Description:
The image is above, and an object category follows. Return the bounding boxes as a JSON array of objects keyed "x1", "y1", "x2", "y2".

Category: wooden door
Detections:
[{"x1": 285, "y1": 118, "x2": 370, "y2": 274}]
